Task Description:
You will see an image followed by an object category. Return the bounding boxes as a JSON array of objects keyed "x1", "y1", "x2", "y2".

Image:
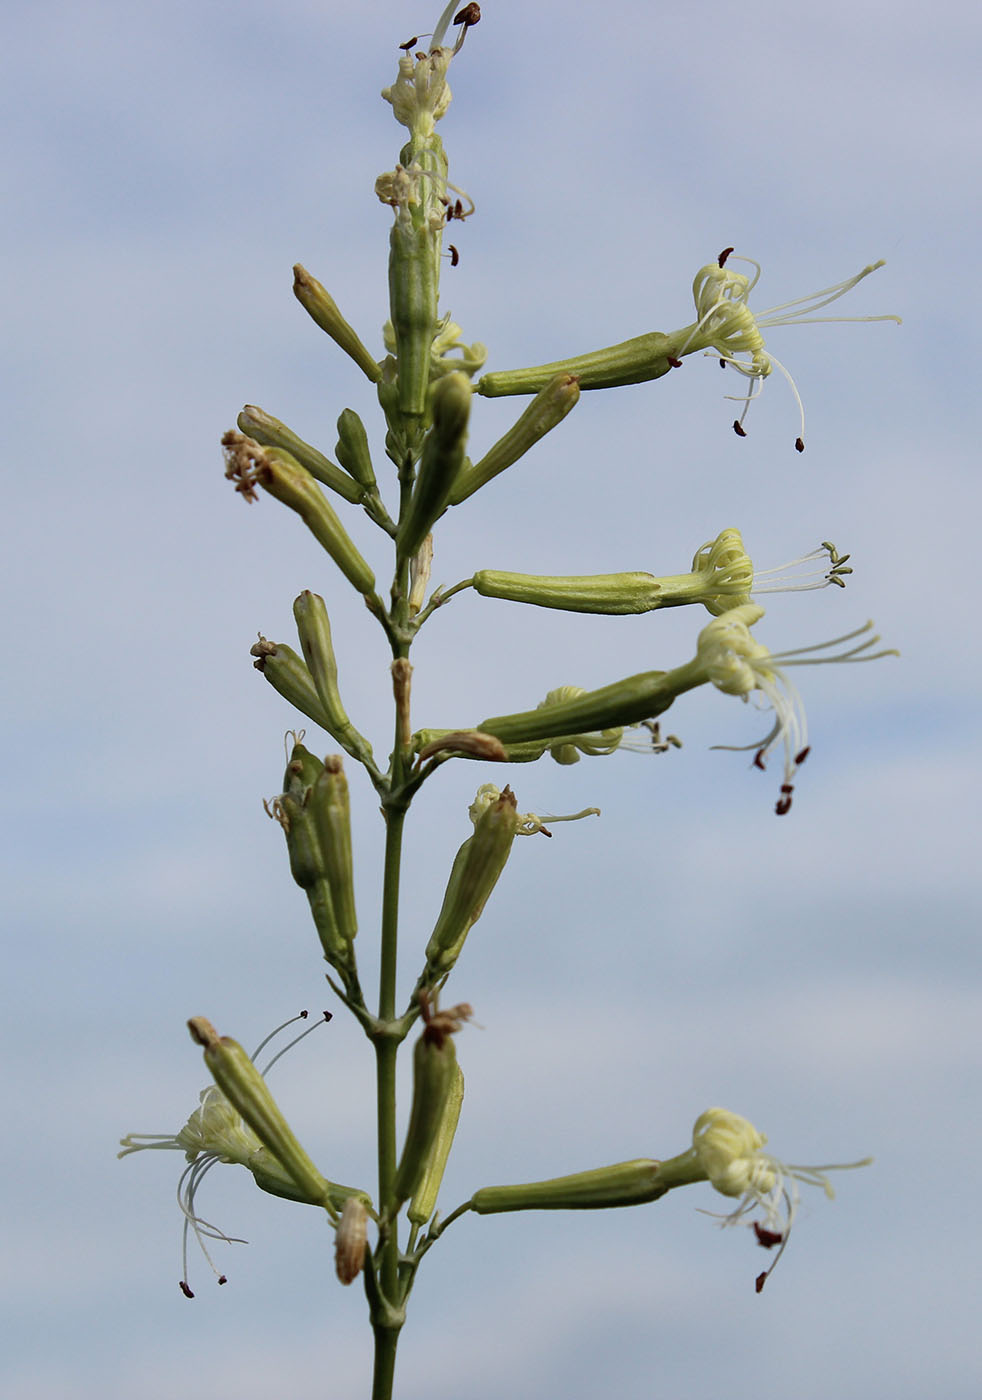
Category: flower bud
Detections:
[
  {"x1": 310, "y1": 757, "x2": 358, "y2": 951},
  {"x1": 250, "y1": 637, "x2": 335, "y2": 733},
  {"x1": 471, "y1": 1159, "x2": 668, "y2": 1213},
  {"x1": 237, "y1": 405, "x2": 362, "y2": 504},
  {"x1": 448, "y1": 373, "x2": 580, "y2": 504},
  {"x1": 188, "y1": 1017, "x2": 332, "y2": 1211},
  {"x1": 407, "y1": 1062, "x2": 464, "y2": 1226},
  {"x1": 247, "y1": 442, "x2": 376, "y2": 597},
  {"x1": 292, "y1": 592, "x2": 374, "y2": 765},
  {"x1": 391, "y1": 1022, "x2": 460, "y2": 1210},
  {"x1": 292, "y1": 263, "x2": 381, "y2": 383},
  {"x1": 335, "y1": 408, "x2": 377, "y2": 490},
  {"x1": 422, "y1": 786, "x2": 520, "y2": 980},
  {"x1": 268, "y1": 742, "x2": 353, "y2": 971},
  {"x1": 399, "y1": 371, "x2": 471, "y2": 558},
  {"x1": 276, "y1": 741, "x2": 327, "y2": 892}
]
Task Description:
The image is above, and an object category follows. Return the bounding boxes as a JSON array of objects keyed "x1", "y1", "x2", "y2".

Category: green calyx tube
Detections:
[
  {"x1": 252, "y1": 447, "x2": 377, "y2": 597},
  {"x1": 188, "y1": 1017, "x2": 335, "y2": 1214},
  {"x1": 250, "y1": 638, "x2": 335, "y2": 734},
  {"x1": 277, "y1": 742, "x2": 327, "y2": 893},
  {"x1": 388, "y1": 213, "x2": 441, "y2": 419},
  {"x1": 249, "y1": 1151, "x2": 372, "y2": 1216},
  {"x1": 391, "y1": 1025, "x2": 460, "y2": 1211},
  {"x1": 310, "y1": 757, "x2": 358, "y2": 952},
  {"x1": 292, "y1": 591, "x2": 374, "y2": 765},
  {"x1": 399, "y1": 370, "x2": 472, "y2": 559},
  {"x1": 292, "y1": 263, "x2": 381, "y2": 384},
  {"x1": 471, "y1": 1160, "x2": 667, "y2": 1213},
  {"x1": 271, "y1": 742, "x2": 352, "y2": 974},
  {"x1": 407, "y1": 1063, "x2": 464, "y2": 1226},
  {"x1": 335, "y1": 408, "x2": 377, "y2": 490},
  {"x1": 473, "y1": 569, "x2": 664, "y2": 615},
  {"x1": 469, "y1": 1145, "x2": 713, "y2": 1215},
  {"x1": 478, "y1": 660, "x2": 707, "y2": 747},
  {"x1": 477, "y1": 325, "x2": 694, "y2": 397},
  {"x1": 422, "y1": 786, "x2": 519, "y2": 981},
  {"x1": 238, "y1": 405, "x2": 363, "y2": 505},
  {"x1": 448, "y1": 372, "x2": 580, "y2": 504}
]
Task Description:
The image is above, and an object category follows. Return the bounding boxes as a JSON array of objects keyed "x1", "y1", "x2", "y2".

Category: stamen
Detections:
[
  {"x1": 250, "y1": 1010, "x2": 310, "y2": 1063},
  {"x1": 756, "y1": 261, "x2": 900, "y2": 325},
  {"x1": 751, "y1": 543, "x2": 853, "y2": 595},
  {"x1": 769, "y1": 620, "x2": 897, "y2": 665},
  {"x1": 258, "y1": 1011, "x2": 332, "y2": 1077}
]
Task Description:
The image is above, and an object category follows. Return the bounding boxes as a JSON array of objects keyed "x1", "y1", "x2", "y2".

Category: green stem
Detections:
[
  {"x1": 372, "y1": 712, "x2": 411, "y2": 1390},
  {"x1": 376, "y1": 804, "x2": 407, "y2": 1268},
  {"x1": 371, "y1": 1325, "x2": 400, "y2": 1400}
]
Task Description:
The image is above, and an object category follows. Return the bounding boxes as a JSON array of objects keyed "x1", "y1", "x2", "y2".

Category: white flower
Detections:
[
  {"x1": 684, "y1": 251, "x2": 900, "y2": 449},
  {"x1": 381, "y1": 48, "x2": 453, "y2": 136},
  {"x1": 690, "y1": 530, "x2": 852, "y2": 616},
  {"x1": 696, "y1": 604, "x2": 897, "y2": 813},
  {"x1": 119, "y1": 1012, "x2": 328, "y2": 1296},
  {"x1": 692, "y1": 1107, "x2": 872, "y2": 1292},
  {"x1": 119, "y1": 1085, "x2": 256, "y2": 1296}
]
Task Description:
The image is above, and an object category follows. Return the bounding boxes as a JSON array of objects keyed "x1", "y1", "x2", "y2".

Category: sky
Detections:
[{"x1": 3, "y1": 1, "x2": 981, "y2": 1397}]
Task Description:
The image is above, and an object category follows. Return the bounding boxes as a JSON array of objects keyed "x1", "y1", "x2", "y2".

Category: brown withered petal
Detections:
[
  {"x1": 334, "y1": 1198, "x2": 368, "y2": 1285},
  {"x1": 417, "y1": 730, "x2": 508, "y2": 762}
]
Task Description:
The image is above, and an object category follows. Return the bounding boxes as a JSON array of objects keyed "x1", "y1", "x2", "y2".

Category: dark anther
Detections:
[
  {"x1": 755, "y1": 1271, "x2": 768, "y2": 1294},
  {"x1": 775, "y1": 794, "x2": 793, "y2": 816},
  {"x1": 299, "y1": 1009, "x2": 309, "y2": 1019},
  {"x1": 179, "y1": 1281, "x2": 195, "y2": 1299},
  {"x1": 718, "y1": 246, "x2": 735, "y2": 268},
  {"x1": 753, "y1": 1222, "x2": 784, "y2": 1249},
  {"x1": 795, "y1": 436, "x2": 805, "y2": 453},
  {"x1": 733, "y1": 420, "x2": 748, "y2": 437},
  {"x1": 399, "y1": 36, "x2": 419, "y2": 50},
  {"x1": 322, "y1": 1010, "x2": 334, "y2": 1022},
  {"x1": 794, "y1": 746, "x2": 811, "y2": 765},
  {"x1": 667, "y1": 356, "x2": 683, "y2": 368},
  {"x1": 218, "y1": 1275, "x2": 228, "y2": 1285},
  {"x1": 449, "y1": 244, "x2": 460, "y2": 267},
  {"x1": 719, "y1": 358, "x2": 727, "y2": 368},
  {"x1": 752, "y1": 750, "x2": 767, "y2": 770},
  {"x1": 455, "y1": 4, "x2": 482, "y2": 25}
]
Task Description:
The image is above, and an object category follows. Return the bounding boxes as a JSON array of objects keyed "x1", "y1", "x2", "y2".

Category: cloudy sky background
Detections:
[{"x1": 3, "y1": 1, "x2": 980, "y2": 1396}]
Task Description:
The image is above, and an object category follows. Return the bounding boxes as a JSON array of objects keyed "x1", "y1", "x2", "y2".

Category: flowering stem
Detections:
[
  {"x1": 371, "y1": 1326, "x2": 400, "y2": 1400},
  {"x1": 369, "y1": 646, "x2": 415, "y2": 1394}
]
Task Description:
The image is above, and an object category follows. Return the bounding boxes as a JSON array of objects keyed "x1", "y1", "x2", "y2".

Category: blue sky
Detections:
[{"x1": 3, "y1": 1, "x2": 981, "y2": 1397}]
